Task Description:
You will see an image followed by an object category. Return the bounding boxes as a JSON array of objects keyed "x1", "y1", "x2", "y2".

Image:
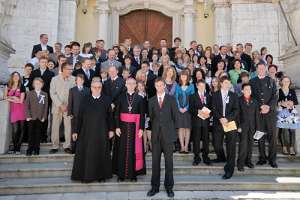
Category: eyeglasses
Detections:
[{"x1": 91, "y1": 86, "x2": 101, "y2": 89}]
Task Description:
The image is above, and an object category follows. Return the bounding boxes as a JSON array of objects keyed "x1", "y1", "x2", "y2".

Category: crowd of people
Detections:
[{"x1": 3, "y1": 33, "x2": 300, "y2": 198}]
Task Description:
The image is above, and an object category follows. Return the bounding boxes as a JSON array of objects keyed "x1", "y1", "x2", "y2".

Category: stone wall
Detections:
[{"x1": 7, "y1": 0, "x2": 60, "y2": 73}]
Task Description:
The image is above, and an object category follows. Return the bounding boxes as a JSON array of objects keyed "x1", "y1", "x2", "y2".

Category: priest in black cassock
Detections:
[
  {"x1": 71, "y1": 77, "x2": 114, "y2": 183},
  {"x1": 113, "y1": 78, "x2": 146, "y2": 182}
]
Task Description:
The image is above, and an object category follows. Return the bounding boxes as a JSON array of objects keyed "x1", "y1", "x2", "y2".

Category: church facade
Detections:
[{"x1": 1, "y1": 0, "x2": 299, "y2": 85}]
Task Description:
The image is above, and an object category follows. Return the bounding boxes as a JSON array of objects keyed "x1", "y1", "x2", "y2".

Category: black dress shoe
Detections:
[
  {"x1": 212, "y1": 158, "x2": 226, "y2": 163},
  {"x1": 98, "y1": 178, "x2": 106, "y2": 183},
  {"x1": 166, "y1": 189, "x2": 174, "y2": 198},
  {"x1": 246, "y1": 162, "x2": 254, "y2": 168},
  {"x1": 269, "y1": 162, "x2": 278, "y2": 168},
  {"x1": 256, "y1": 160, "x2": 267, "y2": 165},
  {"x1": 222, "y1": 174, "x2": 232, "y2": 179},
  {"x1": 237, "y1": 167, "x2": 245, "y2": 172},
  {"x1": 203, "y1": 156, "x2": 212, "y2": 166},
  {"x1": 64, "y1": 148, "x2": 72, "y2": 154},
  {"x1": 33, "y1": 150, "x2": 39, "y2": 155},
  {"x1": 49, "y1": 149, "x2": 58, "y2": 154},
  {"x1": 147, "y1": 188, "x2": 159, "y2": 197},
  {"x1": 26, "y1": 150, "x2": 32, "y2": 156},
  {"x1": 130, "y1": 177, "x2": 137, "y2": 182},
  {"x1": 192, "y1": 160, "x2": 199, "y2": 166}
]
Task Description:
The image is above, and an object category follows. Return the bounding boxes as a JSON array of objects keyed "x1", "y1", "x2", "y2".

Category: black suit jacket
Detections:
[
  {"x1": 31, "y1": 44, "x2": 54, "y2": 58},
  {"x1": 131, "y1": 55, "x2": 142, "y2": 70},
  {"x1": 212, "y1": 90, "x2": 239, "y2": 127},
  {"x1": 241, "y1": 53, "x2": 252, "y2": 72},
  {"x1": 146, "y1": 71, "x2": 157, "y2": 98},
  {"x1": 189, "y1": 91, "x2": 212, "y2": 127},
  {"x1": 67, "y1": 86, "x2": 90, "y2": 117},
  {"x1": 72, "y1": 68, "x2": 95, "y2": 88},
  {"x1": 148, "y1": 94, "x2": 177, "y2": 144},
  {"x1": 102, "y1": 77, "x2": 125, "y2": 104},
  {"x1": 29, "y1": 68, "x2": 55, "y2": 94},
  {"x1": 239, "y1": 96, "x2": 260, "y2": 132}
]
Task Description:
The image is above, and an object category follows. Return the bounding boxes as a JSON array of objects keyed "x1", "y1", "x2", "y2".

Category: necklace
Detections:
[{"x1": 126, "y1": 93, "x2": 135, "y2": 112}]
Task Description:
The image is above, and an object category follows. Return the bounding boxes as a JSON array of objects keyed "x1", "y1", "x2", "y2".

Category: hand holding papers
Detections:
[
  {"x1": 197, "y1": 106, "x2": 211, "y2": 120},
  {"x1": 222, "y1": 121, "x2": 238, "y2": 132}
]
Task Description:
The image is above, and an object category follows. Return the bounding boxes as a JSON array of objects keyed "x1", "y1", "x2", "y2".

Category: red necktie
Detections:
[
  {"x1": 200, "y1": 94, "x2": 205, "y2": 104},
  {"x1": 159, "y1": 97, "x2": 163, "y2": 108}
]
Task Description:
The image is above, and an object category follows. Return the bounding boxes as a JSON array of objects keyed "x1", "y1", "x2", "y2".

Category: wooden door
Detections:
[{"x1": 119, "y1": 9, "x2": 172, "y2": 48}]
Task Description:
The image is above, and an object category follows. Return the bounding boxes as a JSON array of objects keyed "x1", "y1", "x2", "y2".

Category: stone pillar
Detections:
[
  {"x1": 96, "y1": 0, "x2": 109, "y2": 49},
  {"x1": 0, "y1": 0, "x2": 16, "y2": 84},
  {"x1": 57, "y1": 0, "x2": 77, "y2": 45},
  {"x1": 0, "y1": 100, "x2": 10, "y2": 154},
  {"x1": 183, "y1": 0, "x2": 195, "y2": 49},
  {"x1": 212, "y1": 0, "x2": 232, "y2": 45}
]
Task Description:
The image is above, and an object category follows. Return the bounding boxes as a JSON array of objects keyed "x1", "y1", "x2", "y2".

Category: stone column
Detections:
[
  {"x1": 96, "y1": 0, "x2": 109, "y2": 49},
  {"x1": 0, "y1": 100, "x2": 10, "y2": 154},
  {"x1": 57, "y1": 0, "x2": 77, "y2": 45},
  {"x1": 0, "y1": 0, "x2": 16, "y2": 84},
  {"x1": 183, "y1": 0, "x2": 195, "y2": 49},
  {"x1": 212, "y1": 0, "x2": 232, "y2": 45}
]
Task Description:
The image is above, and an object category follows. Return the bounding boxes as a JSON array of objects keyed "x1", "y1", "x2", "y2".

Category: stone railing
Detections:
[{"x1": 0, "y1": 100, "x2": 10, "y2": 154}]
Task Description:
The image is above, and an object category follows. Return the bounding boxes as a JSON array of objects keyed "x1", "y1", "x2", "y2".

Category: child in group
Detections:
[
  {"x1": 237, "y1": 83, "x2": 259, "y2": 171},
  {"x1": 5, "y1": 72, "x2": 26, "y2": 154},
  {"x1": 137, "y1": 81, "x2": 151, "y2": 153},
  {"x1": 68, "y1": 74, "x2": 89, "y2": 153},
  {"x1": 25, "y1": 78, "x2": 49, "y2": 156}
]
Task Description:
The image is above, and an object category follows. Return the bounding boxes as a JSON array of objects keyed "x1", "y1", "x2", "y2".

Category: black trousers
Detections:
[
  {"x1": 28, "y1": 120, "x2": 43, "y2": 151},
  {"x1": 11, "y1": 121, "x2": 25, "y2": 152},
  {"x1": 237, "y1": 127, "x2": 254, "y2": 168},
  {"x1": 193, "y1": 126, "x2": 209, "y2": 158},
  {"x1": 213, "y1": 125, "x2": 237, "y2": 176},
  {"x1": 258, "y1": 113, "x2": 277, "y2": 163},
  {"x1": 151, "y1": 128, "x2": 174, "y2": 190},
  {"x1": 279, "y1": 128, "x2": 295, "y2": 147}
]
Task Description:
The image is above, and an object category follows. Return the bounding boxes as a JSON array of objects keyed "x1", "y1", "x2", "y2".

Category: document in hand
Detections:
[
  {"x1": 253, "y1": 131, "x2": 265, "y2": 140},
  {"x1": 223, "y1": 121, "x2": 237, "y2": 132},
  {"x1": 197, "y1": 106, "x2": 211, "y2": 120}
]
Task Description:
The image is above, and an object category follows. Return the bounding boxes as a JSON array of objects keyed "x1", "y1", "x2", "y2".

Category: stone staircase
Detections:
[{"x1": 0, "y1": 143, "x2": 300, "y2": 199}]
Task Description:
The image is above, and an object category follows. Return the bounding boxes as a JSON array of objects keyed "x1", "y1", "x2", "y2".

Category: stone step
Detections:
[
  {"x1": 0, "y1": 152, "x2": 298, "y2": 163},
  {"x1": 1, "y1": 160, "x2": 300, "y2": 178},
  {"x1": 2, "y1": 191, "x2": 300, "y2": 200},
  {"x1": 1, "y1": 175, "x2": 300, "y2": 195}
]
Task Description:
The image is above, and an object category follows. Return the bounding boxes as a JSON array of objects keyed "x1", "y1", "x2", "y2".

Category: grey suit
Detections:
[
  {"x1": 100, "y1": 59, "x2": 122, "y2": 72},
  {"x1": 25, "y1": 90, "x2": 49, "y2": 152}
]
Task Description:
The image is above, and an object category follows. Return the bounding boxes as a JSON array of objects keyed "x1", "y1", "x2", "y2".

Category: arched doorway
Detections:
[{"x1": 119, "y1": 9, "x2": 173, "y2": 48}]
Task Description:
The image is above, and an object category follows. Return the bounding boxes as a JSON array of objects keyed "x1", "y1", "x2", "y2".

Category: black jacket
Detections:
[
  {"x1": 31, "y1": 44, "x2": 53, "y2": 58},
  {"x1": 189, "y1": 91, "x2": 212, "y2": 127}
]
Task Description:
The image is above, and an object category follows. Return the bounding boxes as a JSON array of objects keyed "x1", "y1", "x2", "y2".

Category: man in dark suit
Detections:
[
  {"x1": 212, "y1": 76, "x2": 239, "y2": 179},
  {"x1": 169, "y1": 37, "x2": 182, "y2": 62},
  {"x1": 131, "y1": 45, "x2": 142, "y2": 70},
  {"x1": 72, "y1": 58, "x2": 95, "y2": 88},
  {"x1": 102, "y1": 65, "x2": 125, "y2": 109},
  {"x1": 67, "y1": 42, "x2": 84, "y2": 69},
  {"x1": 189, "y1": 80, "x2": 212, "y2": 166},
  {"x1": 236, "y1": 43, "x2": 252, "y2": 72},
  {"x1": 250, "y1": 62, "x2": 278, "y2": 168},
  {"x1": 31, "y1": 34, "x2": 53, "y2": 58},
  {"x1": 140, "y1": 61, "x2": 157, "y2": 98},
  {"x1": 67, "y1": 74, "x2": 90, "y2": 153},
  {"x1": 212, "y1": 45, "x2": 233, "y2": 74},
  {"x1": 29, "y1": 56, "x2": 55, "y2": 142},
  {"x1": 147, "y1": 78, "x2": 177, "y2": 198}
]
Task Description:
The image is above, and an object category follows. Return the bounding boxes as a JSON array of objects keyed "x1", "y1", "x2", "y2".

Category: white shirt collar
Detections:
[
  {"x1": 92, "y1": 95, "x2": 101, "y2": 99},
  {"x1": 111, "y1": 76, "x2": 118, "y2": 81},
  {"x1": 128, "y1": 91, "x2": 135, "y2": 96},
  {"x1": 198, "y1": 91, "x2": 205, "y2": 96},
  {"x1": 35, "y1": 90, "x2": 41, "y2": 96},
  {"x1": 157, "y1": 92, "x2": 165, "y2": 100}
]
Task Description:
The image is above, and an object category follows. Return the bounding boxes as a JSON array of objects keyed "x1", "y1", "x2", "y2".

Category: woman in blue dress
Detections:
[{"x1": 175, "y1": 70, "x2": 195, "y2": 153}]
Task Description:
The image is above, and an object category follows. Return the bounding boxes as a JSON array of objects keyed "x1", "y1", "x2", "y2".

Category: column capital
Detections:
[
  {"x1": 211, "y1": 0, "x2": 231, "y2": 11},
  {"x1": 95, "y1": 0, "x2": 109, "y2": 13}
]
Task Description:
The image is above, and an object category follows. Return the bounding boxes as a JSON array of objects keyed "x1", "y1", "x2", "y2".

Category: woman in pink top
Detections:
[{"x1": 5, "y1": 72, "x2": 26, "y2": 154}]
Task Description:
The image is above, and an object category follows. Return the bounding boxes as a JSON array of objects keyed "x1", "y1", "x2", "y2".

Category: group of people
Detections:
[{"x1": 4, "y1": 33, "x2": 300, "y2": 198}]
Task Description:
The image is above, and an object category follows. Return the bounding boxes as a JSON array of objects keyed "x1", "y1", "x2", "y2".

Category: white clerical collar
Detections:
[
  {"x1": 92, "y1": 95, "x2": 101, "y2": 99},
  {"x1": 111, "y1": 76, "x2": 118, "y2": 81}
]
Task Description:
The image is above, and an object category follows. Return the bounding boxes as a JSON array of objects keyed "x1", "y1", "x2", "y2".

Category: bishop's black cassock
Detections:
[
  {"x1": 71, "y1": 94, "x2": 114, "y2": 182},
  {"x1": 112, "y1": 92, "x2": 146, "y2": 179}
]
